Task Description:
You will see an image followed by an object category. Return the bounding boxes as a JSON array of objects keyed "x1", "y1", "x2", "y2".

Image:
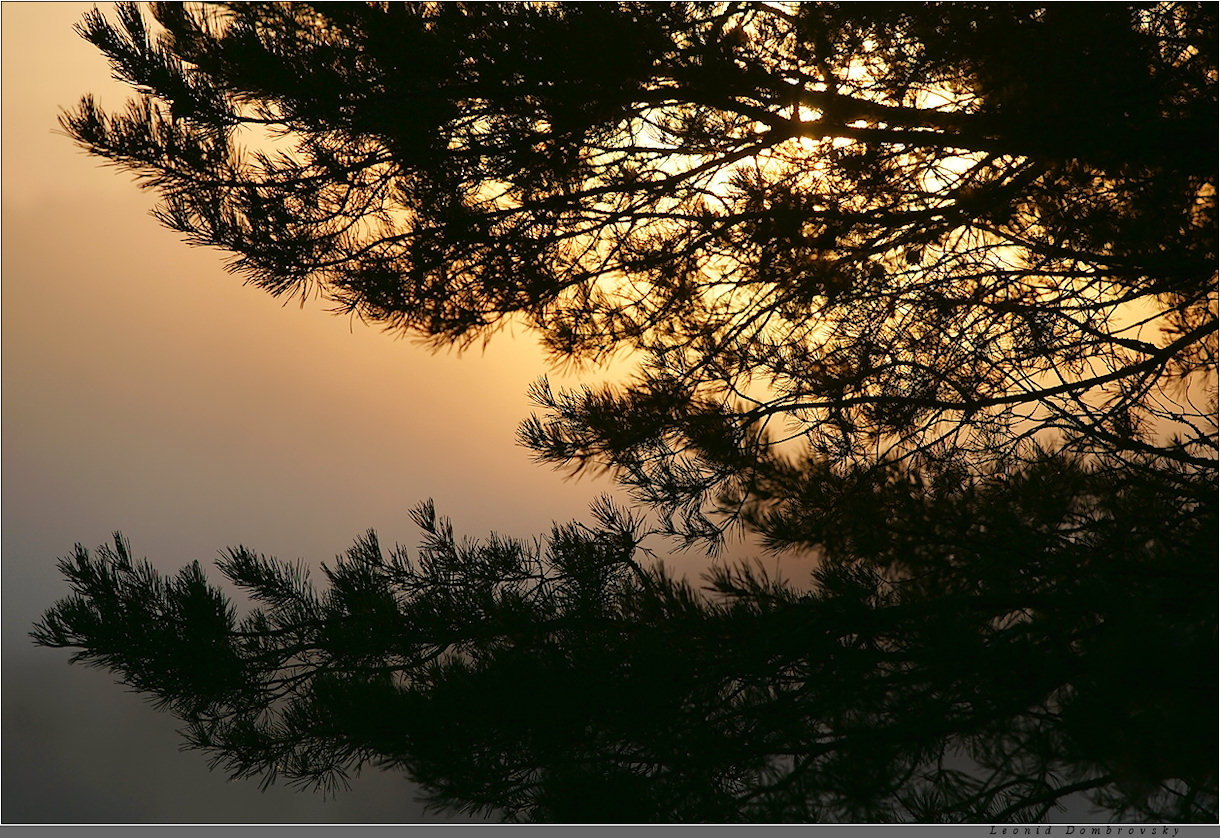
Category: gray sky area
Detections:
[{"x1": 1, "y1": 2, "x2": 642, "y2": 823}]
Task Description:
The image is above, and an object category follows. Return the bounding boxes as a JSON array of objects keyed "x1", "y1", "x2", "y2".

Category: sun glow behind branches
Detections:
[
  {"x1": 85, "y1": 2, "x2": 1219, "y2": 494},
  {"x1": 642, "y1": 114, "x2": 1214, "y2": 474}
]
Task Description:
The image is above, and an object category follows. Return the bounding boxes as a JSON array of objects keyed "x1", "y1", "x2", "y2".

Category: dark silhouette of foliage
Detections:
[
  {"x1": 35, "y1": 464, "x2": 1216, "y2": 822},
  {"x1": 36, "y1": 1, "x2": 1216, "y2": 822}
]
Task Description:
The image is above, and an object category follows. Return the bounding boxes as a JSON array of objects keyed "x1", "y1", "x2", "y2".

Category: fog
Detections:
[{"x1": 2, "y1": 3, "x2": 624, "y2": 822}]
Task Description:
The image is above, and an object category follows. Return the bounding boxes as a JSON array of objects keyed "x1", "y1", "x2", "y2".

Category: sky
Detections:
[
  {"x1": 0, "y1": 4, "x2": 1171, "y2": 826},
  {"x1": 1, "y1": 2, "x2": 643, "y2": 823}
]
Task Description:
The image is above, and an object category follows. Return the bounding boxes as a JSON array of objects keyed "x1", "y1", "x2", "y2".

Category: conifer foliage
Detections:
[{"x1": 36, "y1": 3, "x2": 1216, "y2": 822}]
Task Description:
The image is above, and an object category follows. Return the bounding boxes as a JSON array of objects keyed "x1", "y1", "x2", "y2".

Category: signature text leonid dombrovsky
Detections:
[{"x1": 989, "y1": 828, "x2": 1184, "y2": 836}]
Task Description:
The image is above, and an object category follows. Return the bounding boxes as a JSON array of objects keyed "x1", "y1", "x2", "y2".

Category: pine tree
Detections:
[{"x1": 36, "y1": 2, "x2": 1216, "y2": 822}]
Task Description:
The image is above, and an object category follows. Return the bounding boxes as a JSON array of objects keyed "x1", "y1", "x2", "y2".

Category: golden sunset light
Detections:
[
  {"x1": 6, "y1": 2, "x2": 1215, "y2": 826},
  {"x1": 4, "y1": 3, "x2": 618, "y2": 821}
]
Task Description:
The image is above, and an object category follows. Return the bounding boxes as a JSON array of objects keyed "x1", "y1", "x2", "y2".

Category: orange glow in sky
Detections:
[{"x1": 1, "y1": 3, "x2": 626, "y2": 822}]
